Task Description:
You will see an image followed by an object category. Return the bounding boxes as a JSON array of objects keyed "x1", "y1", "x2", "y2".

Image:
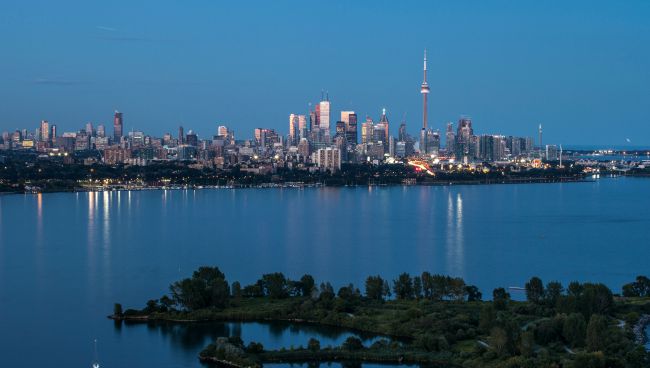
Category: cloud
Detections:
[
  {"x1": 32, "y1": 78, "x2": 90, "y2": 86},
  {"x1": 96, "y1": 25, "x2": 117, "y2": 32}
]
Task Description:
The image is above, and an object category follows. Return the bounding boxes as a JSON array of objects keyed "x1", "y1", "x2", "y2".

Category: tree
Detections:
[
  {"x1": 320, "y1": 282, "x2": 335, "y2": 301},
  {"x1": 449, "y1": 277, "x2": 467, "y2": 301},
  {"x1": 421, "y1": 271, "x2": 433, "y2": 299},
  {"x1": 342, "y1": 336, "x2": 364, "y2": 351},
  {"x1": 300, "y1": 274, "x2": 315, "y2": 296},
  {"x1": 382, "y1": 280, "x2": 391, "y2": 299},
  {"x1": 231, "y1": 281, "x2": 242, "y2": 298},
  {"x1": 259, "y1": 273, "x2": 289, "y2": 298},
  {"x1": 525, "y1": 276, "x2": 545, "y2": 304},
  {"x1": 568, "y1": 281, "x2": 584, "y2": 297},
  {"x1": 393, "y1": 273, "x2": 414, "y2": 300},
  {"x1": 479, "y1": 305, "x2": 497, "y2": 333},
  {"x1": 113, "y1": 303, "x2": 123, "y2": 316},
  {"x1": 586, "y1": 314, "x2": 608, "y2": 352},
  {"x1": 492, "y1": 287, "x2": 510, "y2": 310},
  {"x1": 169, "y1": 266, "x2": 230, "y2": 311},
  {"x1": 365, "y1": 275, "x2": 386, "y2": 301},
  {"x1": 465, "y1": 285, "x2": 482, "y2": 302},
  {"x1": 545, "y1": 281, "x2": 564, "y2": 307},
  {"x1": 308, "y1": 338, "x2": 320, "y2": 352},
  {"x1": 580, "y1": 283, "x2": 613, "y2": 317},
  {"x1": 622, "y1": 275, "x2": 650, "y2": 297},
  {"x1": 519, "y1": 330, "x2": 535, "y2": 358},
  {"x1": 413, "y1": 276, "x2": 423, "y2": 299},
  {"x1": 563, "y1": 313, "x2": 587, "y2": 348},
  {"x1": 489, "y1": 326, "x2": 509, "y2": 356}
]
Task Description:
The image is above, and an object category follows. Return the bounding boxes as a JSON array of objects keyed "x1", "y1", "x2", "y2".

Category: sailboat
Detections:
[{"x1": 92, "y1": 339, "x2": 100, "y2": 368}]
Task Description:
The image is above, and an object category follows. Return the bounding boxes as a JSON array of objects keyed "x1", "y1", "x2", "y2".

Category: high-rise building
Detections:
[
  {"x1": 318, "y1": 97, "x2": 330, "y2": 141},
  {"x1": 186, "y1": 130, "x2": 198, "y2": 147},
  {"x1": 361, "y1": 117, "x2": 374, "y2": 144},
  {"x1": 113, "y1": 111, "x2": 123, "y2": 142},
  {"x1": 341, "y1": 111, "x2": 357, "y2": 146},
  {"x1": 39, "y1": 120, "x2": 50, "y2": 142},
  {"x1": 297, "y1": 115, "x2": 307, "y2": 139},
  {"x1": 313, "y1": 147, "x2": 341, "y2": 172},
  {"x1": 178, "y1": 126, "x2": 185, "y2": 145},
  {"x1": 379, "y1": 108, "x2": 389, "y2": 142},
  {"x1": 335, "y1": 121, "x2": 346, "y2": 138},
  {"x1": 288, "y1": 114, "x2": 299, "y2": 145},
  {"x1": 50, "y1": 124, "x2": 57, "y2": 143},
  {"x1": 445, "y1": 122, "x2": 455, "y2": 154},
  {"x1": 97, "y1": 124, "x2": 105, "y2": 138},
  {"x1": 217, "y1": 125, "x2": 228, "y2": 138},
  {"x1": 85, "y1": 122, "x2": 94, "y2": 137},
  {"x1": 398, "y1": 122, "x2": 407, "y2": 142},
  {"x1": 455, "y1": 117, "x2": 474, "y2": 159}
]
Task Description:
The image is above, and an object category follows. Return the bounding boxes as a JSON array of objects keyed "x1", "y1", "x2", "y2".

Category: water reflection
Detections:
[{"x1": 116, "y1": 320, "x2": 383, "y2": 352}]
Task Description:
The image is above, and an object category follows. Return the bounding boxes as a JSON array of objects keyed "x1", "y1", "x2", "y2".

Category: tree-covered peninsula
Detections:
[{"x1": 111, "y1": 267, "x2": 650, "y2": 368}]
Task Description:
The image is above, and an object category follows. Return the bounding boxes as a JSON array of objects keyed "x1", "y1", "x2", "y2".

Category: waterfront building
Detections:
[
  {"x1": 341, "y1": 111, "x2": 357, "y2": 146},
  {"x1": 545, "y1": 144, "x2": 559, "y2": 160}
]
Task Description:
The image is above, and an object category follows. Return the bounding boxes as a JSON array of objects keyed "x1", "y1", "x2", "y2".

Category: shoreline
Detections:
[{"x1": 2, "y1": 175, "x2": 595, "y2": 196}]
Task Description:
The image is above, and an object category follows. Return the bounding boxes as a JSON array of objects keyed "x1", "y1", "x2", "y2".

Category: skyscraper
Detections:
[
  {"x1": 217, "y1": 125, "x2": 228, "y2": 138},
  {"x1": 113, "y1": 111, "x2": 123, "y2": 142},
  {"x1": 361, "y1": 117, "x2": 374, "y2": 144},
  {"x1": 39, "y1": 120, "x2": 50, "y2": 142},
  {"x1": 455, "y1": 117, "x2": 474, "y2": 159},
  {"x1": 341, "y1": 111, "x2": 357, "y2": 146},
  {"x1": 288, "y1": 114, "x2": 299, "y2": 145},
  {"x1": 178, "y1": 126, "x2": 184, "y2": 145},
  {"x1": 297, "y1": 115, "x2": 307, "y2": 139},
  {"x1": 445, "y1": 122, "x2": 455, "y2": 154},
  {"x1": 318, "y1": 95, "x2": 330, "y2": 141},
  {"x1": 379, "y1": 108, "x2": 389, "y2": 141}
]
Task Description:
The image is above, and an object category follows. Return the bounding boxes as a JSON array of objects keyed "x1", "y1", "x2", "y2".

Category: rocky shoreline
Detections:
[{"x1": 633, "y1": 314, "x2": 650, "y2": 346}]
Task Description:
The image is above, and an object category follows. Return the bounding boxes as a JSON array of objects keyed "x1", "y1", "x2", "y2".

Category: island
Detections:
[{"x1": 110, "y1": 267, "x2": 650, "y2": 368}]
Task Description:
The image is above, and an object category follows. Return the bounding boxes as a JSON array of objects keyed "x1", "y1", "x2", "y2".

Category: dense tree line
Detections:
[{"x1": 115, "y1": 269, "x2": 650, "y2": 368}]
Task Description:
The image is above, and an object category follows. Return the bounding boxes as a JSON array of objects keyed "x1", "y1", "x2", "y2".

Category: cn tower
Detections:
[{"x1": 421, "y1": 49, "x2": 430, "y2": 129}]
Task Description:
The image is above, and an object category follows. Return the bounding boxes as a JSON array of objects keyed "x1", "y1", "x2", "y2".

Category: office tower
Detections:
[
  {"x1": 97, "y1": 125, "x2": 105, "y2": 138},
  {"x1": 455, "y1": 117, "x2": 474, "y2": 159},
  {"x1": 39, "y1": 120, "x2": 50, "y2": 142},
  {"x1": 361, "y1": 117, "x2": 374, "y2": 144},
  {"x1": 318, "y1": 96, "x2": 330, "y2": 141},
  {"x1": 421, "y1": 50, "x2": 430, "y2": 130},
  {"x1": 341, "y1": 111, "x2": 357, "y2": 146},
  {"x1": 335, "y1": 121, "x2": 346, "y2": 137},
  {"x1": 398, "y1": 122, "x2": 407, "y2": 142},
  {"x1": 178, "y1": 126, "x2": 184, "y2": 145},
  {"x1": 309, "y1": 107, "x2": 317, "y2": 131},
  {"x1": 186, "y1": 130, "x2": 198, "y2": 147},
  {"x1": 379, "y1": 108, "x2": 389, "y2": 141},
  {"x1": 388, "y1": 135, "x2": 395, "y2": 157},
  {"x1": 538, "y1": 124, "x2": 543, "y2": 150},
  {"x1": 426, "y1": 130, "x2": 440, "y2": 155},
  {"x1": 445, "y1": 122, "x2": 455, "y2": 154},
  {"x1": 50, "y1": 124, "x2": 57, "y2": 143},
  {"x1": 289, "y1": 114, "x2": 299, "y2": 145},
  {"x1": 113, "y1": 111, "x2": 123, "y2": 141},
  {"x1": 297, "y1": 115, "x2": 307, "y2": 139},
  {"x1": 217, "y1": 125, "x2": 228, "y2": 137},
  {"x1": 297, "y1": 137, "x2": 310, "y2": 159}
]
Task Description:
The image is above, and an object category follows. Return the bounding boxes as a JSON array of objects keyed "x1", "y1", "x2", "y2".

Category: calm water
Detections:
[{"x1": 1, "y1": 177, "x2": 649, "y2": 367}]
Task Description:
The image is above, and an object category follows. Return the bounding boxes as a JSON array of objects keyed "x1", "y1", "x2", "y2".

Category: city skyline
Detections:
[{"x1": 1, "y1": 1, "x2": 650, "y2": 145}]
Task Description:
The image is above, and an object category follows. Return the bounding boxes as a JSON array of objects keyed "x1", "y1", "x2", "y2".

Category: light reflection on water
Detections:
[{"x1": 1, "y1": 178, "x2": 650, "y2": 367}]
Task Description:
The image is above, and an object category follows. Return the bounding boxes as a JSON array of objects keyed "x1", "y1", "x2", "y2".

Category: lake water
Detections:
[{"x1": 1, "y1": 177, "x2": 649, "y2": 367}]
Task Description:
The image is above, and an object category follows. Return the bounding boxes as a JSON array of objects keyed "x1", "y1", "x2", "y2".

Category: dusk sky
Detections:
[{"x1": 1, "y1": 1, "x2": 649, "y2": 146}]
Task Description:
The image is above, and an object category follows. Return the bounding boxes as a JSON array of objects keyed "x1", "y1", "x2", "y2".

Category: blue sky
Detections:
[{"x1": 0, "y1": 1, "x2": 649, "y2": 146}]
